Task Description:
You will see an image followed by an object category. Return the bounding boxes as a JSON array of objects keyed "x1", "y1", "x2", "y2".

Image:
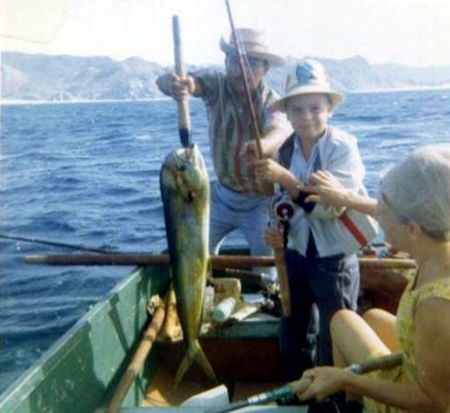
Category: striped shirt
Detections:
[{"x1": 194, "y1": 69, "x2": 287, "y2": 193}]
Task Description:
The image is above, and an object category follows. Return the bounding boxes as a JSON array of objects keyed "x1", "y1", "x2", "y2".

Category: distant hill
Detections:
[
  {"x1": 1, "y1": 52, "x2": 449, "y2": 102},
  {"x1": 267, "y1": 55, "x2": 450, "y2": 93}
]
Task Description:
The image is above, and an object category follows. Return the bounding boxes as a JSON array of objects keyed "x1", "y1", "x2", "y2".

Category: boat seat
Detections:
[{"x1": 201, "y1": 309, "x2": 280, "y2": 340}]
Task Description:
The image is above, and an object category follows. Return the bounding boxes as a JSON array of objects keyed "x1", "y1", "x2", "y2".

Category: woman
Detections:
[{"x1": 295, "y1": 144, "x2": 450, "y2": 412}]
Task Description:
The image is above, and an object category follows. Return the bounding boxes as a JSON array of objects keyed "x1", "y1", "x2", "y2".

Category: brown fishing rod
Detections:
[
  {"x1": 269, "y1": 198, "x2": 297, "y2": 317},
  {"x1": 224, "y1": 1, "x2": 289, "y2": 304},
  {"x1": 224, "y1": 0, "x2": 263, "y2": 158}
]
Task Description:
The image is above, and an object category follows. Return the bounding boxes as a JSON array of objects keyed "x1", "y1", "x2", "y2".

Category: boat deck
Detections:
[
  {"x1": 143, "y1": 365, "x2": 295, "y2": 407},
  {"x1": 141, "y1": 309, "x2": 300, "y2": 411}
]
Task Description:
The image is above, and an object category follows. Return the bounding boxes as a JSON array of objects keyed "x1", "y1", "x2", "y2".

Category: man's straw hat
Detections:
[
  {"x1": 220, "y1": 28, "x2": 286, "y2": 67},
  {"x1": 272, "y1": 59, "x2": 345, "y2": 112}
]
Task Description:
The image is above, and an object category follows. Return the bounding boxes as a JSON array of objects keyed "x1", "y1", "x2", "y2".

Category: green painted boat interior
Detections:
[
  {"x1": 0, "y1": 248, "x2": 408, "y2": 412},
  {"x1": 0, "y1": 265, "x2": 170, "y2": 413}
]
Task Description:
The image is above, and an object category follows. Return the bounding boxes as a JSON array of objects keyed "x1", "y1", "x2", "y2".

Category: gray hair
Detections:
[{"x1": 379, "y1": 144, "x2": 450, "y2": 241}]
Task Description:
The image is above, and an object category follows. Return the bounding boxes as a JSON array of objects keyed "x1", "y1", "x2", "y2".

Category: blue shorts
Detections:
[{"x1": 209, "y1": 181, "x2": 272, "y2": 257}]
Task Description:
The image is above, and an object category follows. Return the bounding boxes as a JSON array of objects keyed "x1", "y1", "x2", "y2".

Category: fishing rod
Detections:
[
  {"x1": 0, "y1": 233, "x2": 117, "y2": 254},
  {"x1": 224, "y1": 0, "x2": 263, "y2": 158},
  {"x1": 211, "y1": 352, "x2": 403, "y2": 412},
  {"x1": 225, "y1": 0, "x2": 291, "y2": 310}
]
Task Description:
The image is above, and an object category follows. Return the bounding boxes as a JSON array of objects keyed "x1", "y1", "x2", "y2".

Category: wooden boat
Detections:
[{"x1": 0, "y1": 250, "x2": 416, "y2": 412}]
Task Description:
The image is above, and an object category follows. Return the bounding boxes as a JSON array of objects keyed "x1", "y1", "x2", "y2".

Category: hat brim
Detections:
[
  {"x1": 271, "y1": 86, "x2": 345, "y2": 112},
  {"x1": 220, "y1": 37, "x2": 286, "y2": 67}
]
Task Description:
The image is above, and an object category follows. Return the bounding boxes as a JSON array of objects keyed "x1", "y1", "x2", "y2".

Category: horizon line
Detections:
[{"x1": 2, "y1": 49, "x2": 450, "y2": 69}]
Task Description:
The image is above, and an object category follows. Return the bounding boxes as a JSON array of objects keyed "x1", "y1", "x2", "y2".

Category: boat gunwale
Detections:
[
  {"x1": 0, "y1": 250, "x2": 415, "y2": 411},
  {"x1": 0, "y1": 264, "x2": 159, "y2": 410}
]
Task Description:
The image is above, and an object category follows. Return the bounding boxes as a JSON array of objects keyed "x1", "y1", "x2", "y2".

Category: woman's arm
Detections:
[
  {"x1": 296, "y1": 366, "x2": 437, "y2": 412},
  {"x1": 344, "y1": 371, "x2": 436, "y2": 411},
  {"x1": 303, "y1": 136, "x2": 367, "y2": 219},
  {"x1": 295, "y1": 297, "x2": 450, "y2": 412},
  {"x1": 301, "y1": 170, "x2": 378, "y2": 217}
]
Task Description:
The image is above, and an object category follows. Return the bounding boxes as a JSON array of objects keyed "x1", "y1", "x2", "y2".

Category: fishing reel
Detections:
[
  {"x1": 272, "y1": 193, "x2": 296, "y2": 222},
  {"x1": 269, "y1": 193, "x2": 296, "y2": 251}
]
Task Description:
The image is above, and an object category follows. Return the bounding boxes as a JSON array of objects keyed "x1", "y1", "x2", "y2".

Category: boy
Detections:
[{"x1": 255, "y1": 59, "x2": 370, "y2": 379}]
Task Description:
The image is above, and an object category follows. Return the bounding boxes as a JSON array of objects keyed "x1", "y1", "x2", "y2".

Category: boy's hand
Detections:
[
  {"x1": 263, "y1": 227, "x2": 283, "y2": 250},
  {"x1": 240, "y1": 141, "x2": 259, "y2": 164},
  {"x1": 239, "y1": 140, "x2": 271, "y2": 161},
  {"x1": 254, "y1": 159, "x2": 284, "y2": 183}
]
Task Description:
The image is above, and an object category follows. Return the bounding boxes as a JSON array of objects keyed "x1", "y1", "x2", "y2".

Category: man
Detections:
[{"x1": 157, "y1": 28, "x2": 291, "y2": 272}]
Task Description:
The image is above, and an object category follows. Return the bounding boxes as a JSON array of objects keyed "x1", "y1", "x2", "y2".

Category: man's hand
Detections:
[{"x1": 168, "y1": 73, "x2": 196, "y2": 101}]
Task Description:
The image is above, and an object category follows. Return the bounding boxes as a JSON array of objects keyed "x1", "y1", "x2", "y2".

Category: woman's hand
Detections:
[
  {"x1": 301, "y1": 170, "x2": 350, "y2": 208},
  {"x1": 254, "y1": 159, "x2": 285, "y2": 184},
  {"x1": 293, "y1": 367, "x2": 351, "y2": 401}
]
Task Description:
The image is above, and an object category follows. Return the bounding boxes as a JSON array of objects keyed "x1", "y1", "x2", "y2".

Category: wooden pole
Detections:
[
  {"x1": 24, "y1": 253, "x2": 277, "y2": 268},
  {"x1": 105, "y1": 295, "x2": 167, "y2": 413},
  {"x1": 172, "y1": 15, "x2": 191, "y2": 148},
  {"x1": 23, "y1": 253, "x2": 416, "y2": 269}
]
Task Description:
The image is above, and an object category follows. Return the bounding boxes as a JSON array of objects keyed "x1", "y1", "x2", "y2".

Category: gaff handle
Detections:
[{"x1": 172, "y1": 15, "x2": 191, "y2": 147}]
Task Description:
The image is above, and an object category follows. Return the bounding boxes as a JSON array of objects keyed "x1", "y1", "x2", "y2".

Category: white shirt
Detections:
[{"x1": 286, "y1": 127, "x2": 372, "y2": 257}]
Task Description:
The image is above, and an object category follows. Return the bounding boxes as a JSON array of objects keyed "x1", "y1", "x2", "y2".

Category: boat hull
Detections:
[
  {"x1": 0, "y1": 265, "x2": 170, "y2": 413},
  {"x1": 0, "y1": 252, "x2": 415, "y2": 411}
]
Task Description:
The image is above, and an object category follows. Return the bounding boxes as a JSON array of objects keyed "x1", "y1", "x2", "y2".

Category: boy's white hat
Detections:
[
  {"x1": 272, "y1": 59, "x2": 345, "y2": 112},
  {"x1": 220, "y1": 28, "x2": 286, "y2": 67}
]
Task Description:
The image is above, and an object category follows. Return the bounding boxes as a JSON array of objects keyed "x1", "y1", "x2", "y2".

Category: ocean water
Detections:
[{"x1": 1, "y1": 89, "x2": 449, "y2": 392}]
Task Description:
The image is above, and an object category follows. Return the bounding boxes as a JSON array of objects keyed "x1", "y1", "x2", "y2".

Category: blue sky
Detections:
[{"x1": 1, "y1": 0, "x2": 449, "y2": 67}]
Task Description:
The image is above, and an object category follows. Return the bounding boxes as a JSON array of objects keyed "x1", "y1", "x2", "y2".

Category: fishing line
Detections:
[{"x1": 0, "y1": 233, "x2": 117, "y2": 254}]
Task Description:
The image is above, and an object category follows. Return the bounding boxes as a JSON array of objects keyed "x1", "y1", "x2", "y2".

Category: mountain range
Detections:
[{"x1": 2, "y1": 51, "x2": 449, "y2": 102}]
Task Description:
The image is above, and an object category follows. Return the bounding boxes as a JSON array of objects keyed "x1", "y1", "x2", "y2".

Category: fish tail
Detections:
[
  {"x1": 174, "y1": 340, "x2": 217, "y2": 386},
  {"x1": 193, "y1": 339, "x2": 218, "y2": 383}
]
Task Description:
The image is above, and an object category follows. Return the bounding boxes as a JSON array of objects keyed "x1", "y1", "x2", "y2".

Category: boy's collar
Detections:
[{"x1": 294, "y1": 128, "x2": 328, "y2": 147}]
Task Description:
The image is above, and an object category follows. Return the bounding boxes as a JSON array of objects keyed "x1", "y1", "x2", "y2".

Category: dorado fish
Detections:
[{"x1": 160, "y1": 144, "x2": 217, "y2": 385}]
